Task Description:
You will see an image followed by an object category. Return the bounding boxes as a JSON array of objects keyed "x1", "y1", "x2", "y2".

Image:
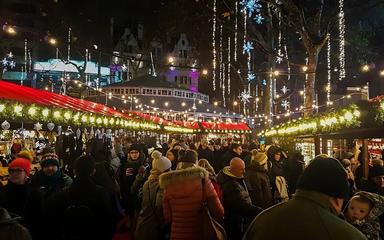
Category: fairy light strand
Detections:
[
  {"x1": 212, "y1": 0, "x2": 217, "y2": 91},
  {"x1": 67, "y1": 27, "x2": 71, "y2": 61},
  {"x1": 234, "y1": 1, "x2": 238, "y2": 62},
  {"x1": 327, "y1": 34, "x2": 331, "y2": 103},
  {"x1": 228, "y1": 36, "x2": 231, "y2": 95},
  {"x1": 219, "y1": 25, "x2": 223, "y2": 89},
  {"x1": 339, "y1": 0, "x2": 346, "y2": 81}
]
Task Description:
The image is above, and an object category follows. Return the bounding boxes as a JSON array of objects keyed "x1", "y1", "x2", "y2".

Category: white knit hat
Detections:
[{"x1": 152, "y1": 150, "x2": 172, "y2": 173}]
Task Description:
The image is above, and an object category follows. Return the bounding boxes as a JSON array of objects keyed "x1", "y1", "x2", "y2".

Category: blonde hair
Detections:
[{"x1": 197, "y1": 159, "x2": 216, "y2": 176}]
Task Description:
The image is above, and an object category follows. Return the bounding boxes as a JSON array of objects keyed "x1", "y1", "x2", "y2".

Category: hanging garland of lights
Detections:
[
  {"x1": 212, "y1": 0, "x2": 217, "y2": 91},
  {"x1": 260, "y1": 104, "x2": 361, "y2": 137},
  {"x1": 0, "y1": 100, "x2": 199, "y2": 134},
  {"x1": 339, "y1": 0, "x2": 346, "y2": 81}
]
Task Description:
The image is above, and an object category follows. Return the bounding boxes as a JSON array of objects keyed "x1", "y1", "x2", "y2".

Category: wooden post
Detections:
[
  {"x1": 361, "y1": 139, "x2": 369, "y2": 178},
  {"x1": 315, "y1": 136, "x2": 321, "y2": 156}
]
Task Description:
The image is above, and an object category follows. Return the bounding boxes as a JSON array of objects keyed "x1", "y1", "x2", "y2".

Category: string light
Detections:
[
  {"x1": 234, "y1": 1, "x2": 238, "y2": 62},
  {"x1": 327, "y1": 33, "x2": 331, "y2": 103},
  {"x1": 339, "y1": 0, "x2": 346, "y2": 81},
  {"x1": 219, "y1": 25, "x2": 223, "y2": 89},
  {"x1": 227, "y1": 36, "x2": 231, "y2": 96},
  {"x1": 67, "y1": 27, "x2": 71, "y2": 61},
  {"x1": 212, "y1": 0, "x2": 217, "y2": 91}
]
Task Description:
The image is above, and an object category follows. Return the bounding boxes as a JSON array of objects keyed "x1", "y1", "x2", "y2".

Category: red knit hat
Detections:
[{"x1": 8, "y1": 158, "x2": 31, "y2": 176}]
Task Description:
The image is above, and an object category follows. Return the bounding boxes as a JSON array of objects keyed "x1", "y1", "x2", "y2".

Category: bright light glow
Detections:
[
  {"x1": 380, "y1": 70, "x2": 384, "y2": 76},
  {"x1": 48, "y1": 37, "x2": 57, "y2": 46},
  {"x1": 181, "y1": 102, "x2": 186, "y2": 107},
  {"x1": 202, "y1": 69, "x2": 208, "y2": 75},
  {"x1": 302, "y1": 66, "x2": 308, "y2": 72},
  {"x1": 64, "y1": 112, "x2": 71, "y2": 120},
  {"x1": 233, "y1": 101, "x2": 238, "y2": 106},
  {"x1": 168, "y1": 57, "x2": 174, "y2": 63},
  {"x1": 28, "y1": 107, "x2": 36, "y2": 116},
  {"x1": 273, "y1": 70, "x2": 280, "y2": 76},
  {"x1": 134, "y1": 99, "x2": 138, "y2": 103},
  {"x1": 299, "y1": 91, "x2": 304, "y2": 95},
  {"x1": 42, "y1": 109, "x2": 49, "y2": 117},
  {"x1": 0, "y1": 105, "x2": 5, "y2": 112},
  {"x1": 214, "y1": 101, "x2": 218, "y2": 106},
  {"x1": 362, "y1": 65, "x2": 370, "y2": 72},
  {"x1": 14, "y1": 105, "x2": 23, "y2": 114},
  {"x1": 164, "y1": 102, "x2": 169, "y2": 107},
  {"x1": 53, "y1": 111, "x2": 61, "y2": 118},
  {"x1": 151, "y1": 99, "x2": 155, "y2": 104},
  {"x1": 4, "y1": 25, "x2": 16, "y2": 35},
  {"x1": 198, "y1": 100, "x2": 202, "y2": 104}
]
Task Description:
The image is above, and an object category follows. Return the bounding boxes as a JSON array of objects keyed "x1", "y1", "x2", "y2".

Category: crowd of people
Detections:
[{"x1": 0, "y1": 136, "x2": 383, "y2": 240}]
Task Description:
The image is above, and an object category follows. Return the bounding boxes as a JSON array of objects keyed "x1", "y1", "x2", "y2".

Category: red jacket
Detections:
[{"x1": 160, "y1": 166, "x2": 224, "y2": 240}]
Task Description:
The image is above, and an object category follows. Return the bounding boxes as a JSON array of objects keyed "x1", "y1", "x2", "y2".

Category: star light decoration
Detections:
[
  {"x1": 239, "y1": 90, "x2": 252, "y2": 104},
  {"x1": 281, "y1": 85, "x2": 289, "y2": 94},
  {"x1": 243, "y1": 41, "x2": 254, "y2": 54},
  {"x1": 34, "y1": 122, "x2": 43, "y2": 131},
  {"x1": 281, "y1": 100, "x2": 290, "y2": 110}
]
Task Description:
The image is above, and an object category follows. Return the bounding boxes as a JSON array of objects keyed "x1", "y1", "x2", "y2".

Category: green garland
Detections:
[
  {"x1": 0, "y1": 100, "x2": 178, "y2": 132},
  {"x1": 260, "y1": 104, "x2": 362, "y2": 137}
]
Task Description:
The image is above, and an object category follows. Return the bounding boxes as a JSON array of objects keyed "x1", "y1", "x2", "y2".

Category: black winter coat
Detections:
[
  {"x1": 217, "y1": 167, "x2": 262, "y2": 239},
  {"x1": 245, "y1": 164, "x2": 273, "y2": 209}
]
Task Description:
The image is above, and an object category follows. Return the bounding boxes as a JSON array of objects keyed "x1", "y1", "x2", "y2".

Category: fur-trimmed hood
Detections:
[
  {"x1": 346, "y1": 191, "x2": 384, "y2": 220},
  {"x1": 159, "y1": 166, "x2": 208, "y2": 189}
]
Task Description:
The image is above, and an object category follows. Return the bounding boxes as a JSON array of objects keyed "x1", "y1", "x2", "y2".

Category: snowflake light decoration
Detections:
[
  {"x1": 247, "y1": 72, "x2": 256, "y2": 81},
  {"x1": 243, "y1": 41, "x2": 254, "y2": 54},
  {"x1": 281, "y1": 85, "x2": 289, "y2": 94},
  {"x1": 241, "y1": 0, "x2": 262, "y2": 17},
  {"x1": 1, "y1": 52, "x2": 16, "y2": 72},
  {"x1": 254, "y1": 14, "x2": 264, "y2": 24},
  {"x1": 239, "y1": 90, "x2": 252, "y2": 104},
  {"x1": 121, "y1": 64, "x2": 128, "y2": 72},
  {"x1": 1, "y1": 58, "x2": 8, "y2": 66},
  {"x1": 262, "y1": 79, "x2": 267, "y2": 86},
  {"x1": 276, "y1": 56, "x2": 283, "y2": 64},
  {"x1": 281, "y1": 100, "x2": 290, "y2": 110}
]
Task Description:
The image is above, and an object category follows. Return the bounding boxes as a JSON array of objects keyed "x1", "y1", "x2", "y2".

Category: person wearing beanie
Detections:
[
  {"x1": 31, "y1": 148, "x2": 72, "y2": 200},
  {"x1": 245, "y1": 150, "x2": 273, "y2": 209},
  {"x1": 159, "y1": 150, "x2": 224, "y2": 240},
  {"x1": 243, "y1": 157, "x2": 367, "y2": 240},
  {"x1": 135, "y1": 150, "x2": 171, "y2": 239},
  {"x1": 119, "y1": 142, "x2": 147, "y2": 229},
  {"x1": 0, "y1": 158, "x2": 44, "y2": 239},
  {"x1": 175, "y1": 149, "x2": 198, "y2": 169}
]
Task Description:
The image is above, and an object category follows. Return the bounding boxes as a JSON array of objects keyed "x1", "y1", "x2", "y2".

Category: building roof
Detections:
[{"x1": 107, "y1": 75, "x2": 177, "y2": 88}]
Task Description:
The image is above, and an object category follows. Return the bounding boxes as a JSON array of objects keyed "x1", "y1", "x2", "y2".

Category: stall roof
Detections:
[{"x1": 0, "y1": 80, "x2": 130, "y2": 119}]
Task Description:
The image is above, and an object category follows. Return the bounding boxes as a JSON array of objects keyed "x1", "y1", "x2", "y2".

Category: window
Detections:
[
  {"x1": 135, "y1": 89, "x2": 140, "y2": 94},
  {"x1": 162, "y1": 90, "x2": 167, "y2": 95},
  {"x1": 168, "y1": 90, "x2": 172, "y2": 95},
  {"x1": 125, "y1": 89, "x2": 129, "y2": 94}
]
